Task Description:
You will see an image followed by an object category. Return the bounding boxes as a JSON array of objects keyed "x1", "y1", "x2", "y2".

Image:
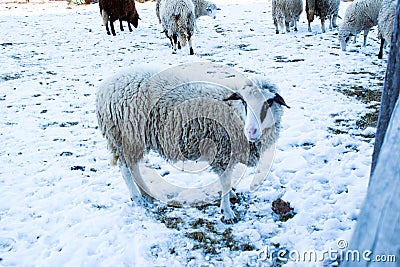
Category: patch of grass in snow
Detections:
[
  {"x1": 335, "y1": 85, "x2": 382, "y2": 131},
  {"x1": 339, "y1": 85, "x2": 382, "y2": 103},
  {"x1": 154, "y1": 194, "x2": 257, "y2": 256},
  {"x1": 0, "y1": 73, "x2": 22, "y2": 81},
  {"x1": 327, "y1": 127, "x2": 348, "y2": 135}
]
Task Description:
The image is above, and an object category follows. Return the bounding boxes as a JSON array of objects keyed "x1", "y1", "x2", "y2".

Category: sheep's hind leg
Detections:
[{"x1": 219, "y1": 170, "x2": 237, "y2": 223}]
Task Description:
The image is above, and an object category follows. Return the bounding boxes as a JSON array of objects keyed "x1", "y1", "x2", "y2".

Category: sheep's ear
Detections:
[
  {"x1": 268, "y1": 93, "x2": 290, "y2": 108},
  {"x1": 223, "y1": 92, "x2": 244, "y2": 102}
]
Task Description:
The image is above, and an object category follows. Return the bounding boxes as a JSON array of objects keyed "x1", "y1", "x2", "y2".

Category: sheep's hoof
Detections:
[
  {"x1": 229, "y1": 190, "x2": 240, "y2": 204},
  {"x1": 294, "y1": 28, "x2": 298, "y2": 32},
  {"x1": 221, "y1": 208, "x2": 238, "y2": 224},
  {"x1": 275, "y1": 30, "x2": 279, "y2": 34},
  {"x1": 172, "y1": 50, "x2": 177, "y2": 54},
  {"x1": 189, "y1": 48, "x2": 194, "y2": 55},
  {"x1": 221, "y1": 214, "x2": 239, "y2": 224}
]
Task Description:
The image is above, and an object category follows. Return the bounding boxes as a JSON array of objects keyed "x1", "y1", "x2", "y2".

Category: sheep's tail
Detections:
[{"x1": 175, "y1": 14, "x2": 188, "y2": 46}]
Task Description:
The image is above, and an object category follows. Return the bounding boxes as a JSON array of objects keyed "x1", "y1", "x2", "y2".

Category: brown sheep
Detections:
[{"x1": 99, "y1": 0, "x2": 140, "y2": 36}]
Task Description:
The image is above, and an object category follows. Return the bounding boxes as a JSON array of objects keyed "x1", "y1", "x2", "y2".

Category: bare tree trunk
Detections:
[
  {"x1": 342, "y1": 2, "x2": 400, "y2": 266},
  {"x1": 370, "y1": 0, "x2": 400, "y2": 176}
]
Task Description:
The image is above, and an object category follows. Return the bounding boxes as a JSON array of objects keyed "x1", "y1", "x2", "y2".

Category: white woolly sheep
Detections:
[
  {"x1": 96, "y1": 64, "x2": 289, "y2": 223},
  {"x1": 377, "y1": 0, "x2": 397, "y2": 58},
  {"x1": 306, "y1": 0, "x2": 340, "y2": 33},
  {"x1": 99, "y1": 0, "x2": 140, "y2": 36},
  {"x1": 159, "y1": 0, "x2": 196, "y2": 54},
  {"x1": 156, "y1": 0, "x2": 217, "y2": 24},
  {"x1": 339, "y1": 0, "x2": 383, "y2": 51},
  {"x1": 272, "y1": 0, "x2": 303, "y2": 33}
]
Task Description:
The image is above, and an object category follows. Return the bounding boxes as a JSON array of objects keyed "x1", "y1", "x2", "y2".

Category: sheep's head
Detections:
[
  {"x1": 204, "y1": 1, "x2": 218, "y2": 19},
  {"x1": 223, "y1": 88, "x2": 289, "y2": 143},
  {"x1": 338, "y1": 25, "x2": 354, "y2": 51},
  {"x1": 128, "y1": 10, "x2": 140, "y2": 28}
]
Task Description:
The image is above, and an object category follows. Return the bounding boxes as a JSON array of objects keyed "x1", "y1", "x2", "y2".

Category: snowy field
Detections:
[{"x1": 0, "y1": 0, "x2": 388, "y2": 266}]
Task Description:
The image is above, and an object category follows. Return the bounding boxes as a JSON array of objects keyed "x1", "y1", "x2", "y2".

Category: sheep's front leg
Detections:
[
  {"x1": 332, "y1": 14, "x2": 338, "y2": 28},
  {"x1": 320, "y1": 18, "x2": 326, "y2": 33},
  {"x1": 172, "y1": 34, "x2": 178, "y2": 54},
  {"x1": 219, "y1": 170, "x2": 237, "y2": 223},
  {"x1": 188, "y1": 34, "x2": 194, "y2": 55},
  {"x1": 273, "y1": 18, "x2": 279, "y2": 34},
  {"x1": 130, "y1": 162, "x2": 154, "y2": 201},
  {"x1": 118, "y1": 159, "x2": 142, "y2": 203},
  {"x1": 378, "y1": 38, "x2": 385, "y2": 59},
  {"x1": 110, "y1": 20, "x2": 117, "y2": 36},
  {"x1": 285, "y1": 20, "x2": 290, "y2": 33},
  {"x1": 363, "y1": 29, "x2": 369, "y2": 47},
  {"x1": 119, "y1": 19, "x2": 124, "y2": 31}
]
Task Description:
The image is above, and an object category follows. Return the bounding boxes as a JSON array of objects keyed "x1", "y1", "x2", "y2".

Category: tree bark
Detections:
[
  {"x1": 342, "y1": 2, "x2": 400, "y2": 266},
  {"x1": 370, "y1": 0, "x2": 400, "y2": 176}
]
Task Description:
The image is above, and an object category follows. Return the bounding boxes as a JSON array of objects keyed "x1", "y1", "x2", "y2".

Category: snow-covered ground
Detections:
[{"x1": 0, "y1": 0, "x2": 388, "y2": 266}]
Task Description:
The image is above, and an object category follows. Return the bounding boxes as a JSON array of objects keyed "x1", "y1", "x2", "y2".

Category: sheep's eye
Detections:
[
  {"x1": 207, "y1": 8, "x2": 212, "y2": 11},
  {"x1": 260, "y1": 101, "x2": 269, "y2": 122}
]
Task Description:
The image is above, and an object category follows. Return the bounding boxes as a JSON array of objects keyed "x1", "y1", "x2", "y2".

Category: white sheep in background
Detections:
[
  {"x1": 156, "y1": 0, "x2": 217, "y2": 24},
  {"x1": 377, "y1": 0, "x2": 397, "y2": 58},
  {"x1": 159, "y1": 0, "x2": 196, "y2": 55},
  {"x1": 339, "y1": 0, "x2": 383, "y2": 51},
  {"x1": 306, "y1": 0, "x2": 340, "y2": 33},
  {"x1": 96, "y1": 64, "x2": 289, "y2": 223},
  {"x1": 272, "y1": 0, "x2": 303, "y2": 33},
  {"x1": 192, "y1": 0, "x2": 218, "y2": 19}
]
